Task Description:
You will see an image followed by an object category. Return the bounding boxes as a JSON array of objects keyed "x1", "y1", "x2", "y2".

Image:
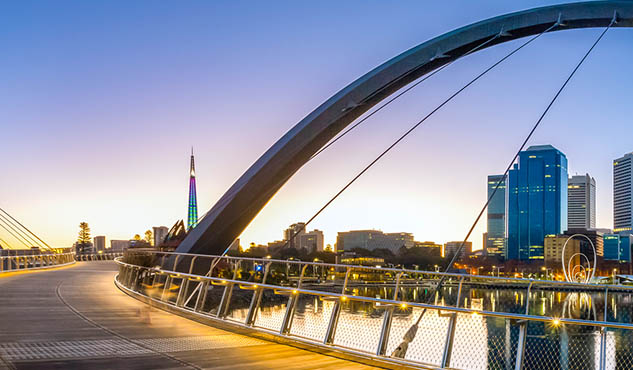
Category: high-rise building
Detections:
[
  {"x1": 568, "y1": 174, "x2": 596, "y2": 229},
  {"x1": 614, "y1": 153, "x2": 633, "y2": 234},
  {"x1": 486, "y1": 174, "x2": 507, "y2": 259},
  {"x1": 336, "y1": 230, "x2": 414, "y2": 253},
  {"x1": 187, "y1": 148, "x2": 198, "y2": 230},
  {"x1": 153, "y1": 226, "x2": 169, "y2": 247},
  {"x1": 93, "y1": 236, "x2": 106, "y2": 252},
  {"x1": 507, "y1": 145, "x2": 568, "y2": 261}
]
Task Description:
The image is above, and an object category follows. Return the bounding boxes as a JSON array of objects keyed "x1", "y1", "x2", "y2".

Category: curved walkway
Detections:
[{"x1": 0, "y1": 262, "x2": 378, "y2": 370}]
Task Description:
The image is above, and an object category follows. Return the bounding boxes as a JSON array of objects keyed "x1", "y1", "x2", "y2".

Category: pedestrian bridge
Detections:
[
  {"x1": 0, "y1": 260, "x2": 377, "y2": 370},
  {"x1": 3, "y1": 251, "x2": 633, "y2": 369}
]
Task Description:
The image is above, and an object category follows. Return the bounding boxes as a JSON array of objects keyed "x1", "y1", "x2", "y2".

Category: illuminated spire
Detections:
[
  {"x1": 187, "y1": 148, "x2": 198, "y2": 230},
  {"x1": 190, "y1": 147, "x2": 195, "y2": 177}
]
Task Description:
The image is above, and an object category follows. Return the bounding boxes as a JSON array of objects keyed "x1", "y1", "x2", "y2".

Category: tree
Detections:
[
  {"x1": 76, "y1": 222, "x2": 92, "y2": 253},
  {"x1": 133, "y1": 234, "x2": 141, "y2": 241},
  {"x1": 144, "y1": 230, "x2": 153, "y2": 246},
  {"x1": 78, "y1": 222, "x2": 91, "y2": 244}
]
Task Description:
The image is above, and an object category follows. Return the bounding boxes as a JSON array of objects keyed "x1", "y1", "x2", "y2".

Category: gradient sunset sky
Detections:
[{"x1": 2, "y1": 1, "x2": 632, "y2": 250}]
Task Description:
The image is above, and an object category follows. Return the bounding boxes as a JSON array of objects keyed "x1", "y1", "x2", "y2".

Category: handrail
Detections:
[
  {"x1": 0, "y1": 252, "x2": 75, "y2": 273},
  {"x1": 124, "y1": 249, "x2": 633, "y2": 291},
  {"x1": 115, "y1": 253, "x2": 633, "y2": 370},
  {"x1": 113, "y1": 256, "x2": 633, "y2": 330}
]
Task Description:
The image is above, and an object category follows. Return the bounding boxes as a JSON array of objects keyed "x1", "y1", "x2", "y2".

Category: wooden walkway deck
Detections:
[{"x1": 0, "y1": 262, "x2": 380, "y2": 370}]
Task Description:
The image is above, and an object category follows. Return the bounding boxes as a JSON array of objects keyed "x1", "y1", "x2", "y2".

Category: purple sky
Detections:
[{"x1": 2, "y1": 1, "x2": 632, "y2": 250}]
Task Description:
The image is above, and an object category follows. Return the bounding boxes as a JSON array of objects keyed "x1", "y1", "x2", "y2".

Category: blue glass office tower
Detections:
[
  {"x1": 507, "y1": 145, "x2": 568, "y2": 261},
  {"x1": 486, "y1": 175, "x2": 507, "y2": 259},
  {"x1": 603, "y1": 233, "x2": 632, "y2": 262}
]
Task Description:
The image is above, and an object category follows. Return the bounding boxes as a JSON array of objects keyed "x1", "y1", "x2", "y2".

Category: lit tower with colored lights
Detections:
[{"x1": 187, "y1": 148, "x2": 198, "y2": 230}]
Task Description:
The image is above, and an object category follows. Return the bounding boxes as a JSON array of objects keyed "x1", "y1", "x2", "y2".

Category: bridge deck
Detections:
[{"x1": 0, "y1": 262, "x2": 379, "y2": 370}]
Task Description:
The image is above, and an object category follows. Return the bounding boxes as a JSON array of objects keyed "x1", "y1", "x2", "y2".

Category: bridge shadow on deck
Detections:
[{"x1": 0, "y1": 262, "x2": 379, "y2": 370}]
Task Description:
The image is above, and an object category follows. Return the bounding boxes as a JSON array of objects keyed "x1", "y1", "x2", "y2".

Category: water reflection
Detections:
[{"x1": 224, "y1": 284, "x2": 633, "y2": 369}]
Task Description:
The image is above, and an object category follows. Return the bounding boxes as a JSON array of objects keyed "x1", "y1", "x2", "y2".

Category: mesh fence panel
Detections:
[
  {"x1": 289, "y1": 294, "x2": 334, "y2": 342},
  {"x1": 253, "y1": 289, "x2": 288, "y2": 332},
  {"x1": 332, "y1": 301, "x2": 385, "y2": 353},
  {"x1": 386, "y1": 308, "x2": 449, "y2": 366}
]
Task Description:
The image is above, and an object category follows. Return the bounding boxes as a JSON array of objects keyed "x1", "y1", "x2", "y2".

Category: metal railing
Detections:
[
  {"x1": 75, "y1": 252, "x2": 124, "y2": 261},
  {"x1": 115, "y1": 250, "x2": 633, "y2": 370},
  {"x1": 0, "y1": 252, "x2": 75, "y2": 273}
]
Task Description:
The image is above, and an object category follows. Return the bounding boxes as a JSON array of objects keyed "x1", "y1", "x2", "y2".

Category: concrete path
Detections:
[{"x1": 0, "y1": 262, "x2": 379, "y2": 370}]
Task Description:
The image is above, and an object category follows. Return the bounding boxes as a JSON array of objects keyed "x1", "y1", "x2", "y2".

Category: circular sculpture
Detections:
[{"x1": 561, "y1": 234, "x2": 597, "y2": 283}]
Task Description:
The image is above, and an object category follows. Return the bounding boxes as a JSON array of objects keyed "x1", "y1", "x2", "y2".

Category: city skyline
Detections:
[{"x1": 3, "y1": 1, "x2": 633, "y2": 250}]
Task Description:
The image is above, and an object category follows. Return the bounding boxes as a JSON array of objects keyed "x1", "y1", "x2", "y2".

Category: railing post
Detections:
[
  {"x1": 514, "y1": 321, "x2": 528, "y2": 370},
  {"x1": 377, "y1": 272, "x2": 404, "y2": 356},
  {"x1": 194, "y1": 280, "x2": 209, "y2": 312},
  {"x1": 246, "y1": 262, "x2": 271, "y2": 326},
  {"x1": 441, "y1": 276, "x2": 464, "y2": 368},
  {"x1": 161, "y1": 274, "x2": 173, "y2": 301},
  {"x1": 176, "y1": 256, "x2": 198, "y2": 307},
  {"x1": 515, "y1": 280, "x2": 534, "y2": 370},
  {"x1": 599, "y1": 287, "x2": 609, "y2": 370},
  {"x1": 280, "y1": 264, "x2": 308, "y2": 335},
  {"x1": 217, "y1": 261, "x2": 240, "y2": 318},
  {"x1": 324, "y1": 267, "x2": 350, "y2": 345}
]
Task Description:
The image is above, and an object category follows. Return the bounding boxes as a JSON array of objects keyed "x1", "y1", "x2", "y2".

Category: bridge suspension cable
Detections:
[
  {"x1": 280, "y1": 20, "x2": 562, "y2": 253},
  {"x1": 0, "y1": 212, "x2": 46, "y2": 250},
  {"x1": 0, "y1": 220, "x2": 32, "y2": 249},
  {"x1": 309, "y1": 32, "x2": 504, "y2": 160},
  {"x1": 391, "y1": 15, "x2": 616, "y2": 358},
  {"x1": 206, "y1": 34, "x2": 508, "y2": 256},
  {"x1": 0, "y1": 207, "x2": 53, "y2": 251}
]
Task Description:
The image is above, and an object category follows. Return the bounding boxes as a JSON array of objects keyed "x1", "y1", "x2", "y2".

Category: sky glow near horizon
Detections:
[{"x1": 2, "y1": 1, "x2": 633, "y2": 251}]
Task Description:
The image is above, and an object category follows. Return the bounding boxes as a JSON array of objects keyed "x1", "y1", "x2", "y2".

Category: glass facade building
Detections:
[
  {"x1": 603, "y1": 233, "x2": 632, "y2": 262},
  {"x1": 486, "y1": 175, "x2": 506, "y2": 259},
  {"x1": 507, "y1": 145, "x2": 568, "y2": 261}
]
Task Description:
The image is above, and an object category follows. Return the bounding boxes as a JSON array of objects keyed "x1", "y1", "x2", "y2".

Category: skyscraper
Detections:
[
  {"x1": 614, "y1": 152, "x2": 633, "y2": 234},
  {"x1": 568, "y1": 174, "x2": 596, "y2": 229},
  {"x1": 187, "y1": 148, "x2": 198, "y2": 230},
  {"x1": 485, "y1": 174, "x2": 506, "y2": 259},
  {"x1": 507, "y1": 145, "x2": 568, "y2": 261}
]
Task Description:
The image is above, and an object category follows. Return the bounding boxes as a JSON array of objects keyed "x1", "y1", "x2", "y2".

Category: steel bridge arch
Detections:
[{"x1": 178, "y1": 1, "x2": 633, "y2": 255}]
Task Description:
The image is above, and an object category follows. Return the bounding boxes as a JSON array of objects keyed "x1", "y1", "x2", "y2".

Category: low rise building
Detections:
[
  {"x1": 443, "y1": 241, "x2": 472, "y2": 258},
  {"x1": 153, "y1": 226, "x2": 169, "y2": 247},
  {"x1": 93, "y1": 236, "x2": 106, "y2": 252},
  {"x1": 336, "y1": 230, "x2": 414, "y2": 253},
  {"x1": 545, "y1": 235, "x2": 581, "y2": 267},
  {"x1": 110, "y1": 240, "x2": 130, "y2": 252}
]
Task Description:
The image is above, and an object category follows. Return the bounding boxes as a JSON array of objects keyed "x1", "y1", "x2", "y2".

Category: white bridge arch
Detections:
[{"x1": 178, "y1": 1, "x2": 633, "y2": 255}]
